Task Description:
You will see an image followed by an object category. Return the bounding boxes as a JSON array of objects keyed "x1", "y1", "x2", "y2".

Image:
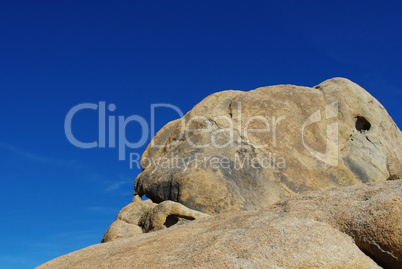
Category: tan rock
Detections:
[
  {"x1": 135, "y1": 78, "x2": 402, "y2": 214},
  {"x1": 102, "y1": 196, "x2": 208, "y2": 241},
  {"x1": 38, "y1": 180, "x2": 402, "y2": 269},
  {"x1": 143, "y1": 200, "x2": 209, "y2": 232},
  {"x1": 115, "y1": 195, "x2": 156, "y2": 224},
  {"x1": 100, "y1": 219, "x2": 142, "y2": 243},
  {"x1": 101, "y1": 195, "x2": 156, "y2": 243},
  {"x1": 270, "y1": 178, "x2": 402, "y2": 268}
]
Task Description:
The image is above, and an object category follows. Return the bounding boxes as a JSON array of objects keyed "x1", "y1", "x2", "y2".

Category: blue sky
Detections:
[{"x1": 0, "y1": 1, "x2": 401, "y2": 268}]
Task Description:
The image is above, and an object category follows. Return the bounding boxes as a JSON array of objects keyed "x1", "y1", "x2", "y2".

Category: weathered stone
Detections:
[
  {"x1": 101, "y1": 195, "x2": 156, "y2": 243},
  {"x1": 100, "y1": 219, "x2": 142, "y2": 243},
  {"x1": 143, "y1": 200, "x2": 209, "y2": 232},
  {"x1": 135, "y1": 78, "x2": 402, "y2": 214},
  {"x1": 102, "y1": 196, "x2": 208, "y2": 242},
  {"x1": 39, "y1": 79, "x2": 402, "y2": 268},
  {"x1": 39, "y1": 180, "x2": 402, "y2": 269},
  {"x1": 269, "y1": 179, "x2": 402, "y2": 268}
]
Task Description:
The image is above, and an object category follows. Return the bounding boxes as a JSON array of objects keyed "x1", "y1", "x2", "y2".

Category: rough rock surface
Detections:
[
  {"x1": 39, "y1": 79, "x2": 402, "y2": 268},
  {"x1": 135, "y1": 78, "x2": 402, "y2": 214},
  {"x1": 143, "y1": 200, "x2": 209, "y2": 232},
  {"x1": 38, "y1": 180, "x2": 402, "y2": 269},
  {"x1": 101, "y1": 195, "x2": 156, "y2": 242},
  {"x1": 267, "y1": 179, "x2": 402, "y2": 268},
  {"x1": 102, "y1": 196, "x2": 209, "y2": 242}
]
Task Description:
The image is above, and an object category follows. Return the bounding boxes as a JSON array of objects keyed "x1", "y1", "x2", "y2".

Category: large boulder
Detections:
[
  {"x1": 38, "y1": 180, "x2": 401, "y2": 269},
  {"x1": 135, "y1": 78, "x2": 402, "y2": 214}
]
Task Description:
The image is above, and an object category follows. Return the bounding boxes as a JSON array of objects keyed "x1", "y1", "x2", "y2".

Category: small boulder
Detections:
[
  {"x1": 143, "y1": 200, "x2": 209, "y2": 232},
  {"x1": 101, "y1": 195, "x2": 156, "y2": 243},
  {"x1": 100, "y1": 219, "x2": 142, "y2": 243}
]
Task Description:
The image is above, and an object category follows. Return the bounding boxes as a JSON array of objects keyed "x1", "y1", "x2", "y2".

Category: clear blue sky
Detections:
[{"x1": 0, "y1": 1, "x2": 401, "y2": 268}]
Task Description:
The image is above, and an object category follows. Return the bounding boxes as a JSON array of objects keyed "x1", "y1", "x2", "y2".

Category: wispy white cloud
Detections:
[
  {"x1": 0, "y1": 142, "x2": 80, "y2": 168},
  {"x1": 50, "y1": 229, "x2": 103, "y2": 241},
  {"x1": 86, "y1": 206, "x2": 120, "y2": 215},
  {"x1": 0, "y1": 255, "x2": 38, "y2": 269},
  {"x1": 103, "y1": 175, "x2": 134, "y2": 195},
  {"x1": 105, "y1": 180, "x2": 130, "y2": 192},
  {"x1": 21, "y1": 228, "x2": 107, "y2": 267}
]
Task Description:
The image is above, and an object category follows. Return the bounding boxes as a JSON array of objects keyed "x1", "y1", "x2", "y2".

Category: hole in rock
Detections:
[
  {"x1": 164, "y1": 215, "x2": 195, "y2": 228},
  {"x1": 355, "y1": 116, "x2": 371, "y2": 132},
  {"x1": 164, "y1": 215, "x2": 179, "y2": 228}
]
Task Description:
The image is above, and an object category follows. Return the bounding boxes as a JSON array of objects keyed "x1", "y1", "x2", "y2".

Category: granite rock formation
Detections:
[
  {"x1": 102, "y1": 196, "x2": 208, "y2": 242},
  {"x1": 39, "y1": 180, "x2": 401, "y2": 268},
  {"x1": 38, "y1": 78, "x2": 402, "y2": 268},
  {"x1": 135, "y1": 78, "x2": 402, "y2": 214}
]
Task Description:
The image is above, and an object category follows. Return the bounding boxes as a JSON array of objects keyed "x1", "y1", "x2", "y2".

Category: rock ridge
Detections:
[{"x1": 38, "y1": 180, "x2": 402, "y2": 268}]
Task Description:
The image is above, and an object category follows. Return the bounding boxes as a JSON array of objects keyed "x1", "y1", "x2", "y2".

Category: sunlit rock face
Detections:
[
  {"x1": 40, "y1": 180, "x2": 402, "y2": 269},
  {"x1": 135, "y1": 78, "x2": 402, "y2": 214},
  {"x1": 39, "y1": 78, "x2": 402, "y2": 269}
]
